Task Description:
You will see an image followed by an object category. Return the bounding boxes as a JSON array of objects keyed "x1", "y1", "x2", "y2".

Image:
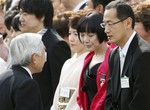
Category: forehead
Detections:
[{"x1": 103, "y1": 8, "x2": 118, "y2": 21}]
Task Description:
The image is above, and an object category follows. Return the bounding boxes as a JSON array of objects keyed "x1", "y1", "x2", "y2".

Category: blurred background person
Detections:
[
  {"x1": 129, "y1": 0, "x2": 145, "y2": 6},
  {"x1": 3, "y1": 0, "x2": 13, "y2": 12},
  {"x1": 11, "y1": 14, "x2": 22, "y2": 38},
  {"x1": 0, "y1": 0, "x2": 7, "y2": 38},
  {"x1": 53, "y1": 10, "x2": 72, "y2": 46},
  {"x1": 0, "y1": 33, "x2": 46, "y2": 110},
  {"x1": 4, "y1": 9, "x2": 19, "y2": 42},
  {"x1": 122, "y1": 0, "x2": 145, "y2": 7},
  {"x1": 133, "y1": 1, "x2": 150, "y2": 43},
  {"x1": 0, "y1": 0, "x2": 10, "y2": 46},
  {"x1": 9, "y1": 0, "x2": 20, "y2": 10},
  {"x1": 0, "y1": 35, "x2": 7, "y2": 74},
  {"x1": 51, "y1": 0, "x2": 61, "y2": 15},
  {"x1": 85, "y1": 0, "x2": 113, "y2": 13},
  {"x1": 60, "y1": 0, "x2": 87, "y2": 12},
  {"x1": 0, "y1": 0, "x2": 10, "y2": 74}
]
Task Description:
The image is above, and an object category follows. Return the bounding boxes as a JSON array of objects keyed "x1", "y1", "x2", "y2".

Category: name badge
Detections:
[
  {"x1": 60, "y1": 87, "x2": 70, "y2": 98},
  {"x1": 100, "y1": 73, "x2": 106, "y2": 87},
  {"x1": 121, "y1": 76, "x2": 129, "y2": 88}
]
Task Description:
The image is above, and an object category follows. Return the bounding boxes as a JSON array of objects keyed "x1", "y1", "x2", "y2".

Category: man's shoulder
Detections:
[
  {"x1": 136, "y1": 35, "x2": 150, "y2": 52},
  {"x1": 0, "y1": 69, "x2": 14, "y2": 86},
  {"x1": 42, "y1": 28, "x2": 65, "y2": 43}
]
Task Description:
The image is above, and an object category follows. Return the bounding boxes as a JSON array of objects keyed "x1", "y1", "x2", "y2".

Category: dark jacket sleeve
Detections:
[
  {"x1": 48, "y1": 41, "x2": 71, "y2": 94},
  {"x1": 130, "y1": 52, "x2": 150, "y2": 110},
  {"x1": 105, "y1": 48, "x2": 117, "y2": 110}
]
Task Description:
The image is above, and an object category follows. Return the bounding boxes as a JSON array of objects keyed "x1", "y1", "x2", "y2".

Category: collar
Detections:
[
  {"x1": 119, "y1": 31, "x2": 136, "y2": 57},
  {"x1": 21, "y1": 66, "x2": 33, "y2": 79},
  {"x1": 37, "y1": 28, "x2": 48, "y2": 37}
]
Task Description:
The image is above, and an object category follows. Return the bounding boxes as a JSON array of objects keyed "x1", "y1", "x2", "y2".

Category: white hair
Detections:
[{"x1": 8, "y1": 33, "x2": 44, "y2": 66}]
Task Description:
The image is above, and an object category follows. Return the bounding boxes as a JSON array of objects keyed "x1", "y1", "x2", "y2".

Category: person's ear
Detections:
[
  {"x1": 125, "y1": 17, "x2": 133, "y2": 29},
  {"x1": 95, "y1": 4, "x2": 104, "y2": 13},
  {"x1": 31, "y1": 53, "x2": 38, "y2": 64}
]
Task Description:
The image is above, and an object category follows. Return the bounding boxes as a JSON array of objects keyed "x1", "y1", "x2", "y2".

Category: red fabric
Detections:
[
  {"x1": 77, "y1": 51, "x2": 94, "y2": 110},
  {"x1": 77, "y1": 44, "x2": 116, "y2": 110}
]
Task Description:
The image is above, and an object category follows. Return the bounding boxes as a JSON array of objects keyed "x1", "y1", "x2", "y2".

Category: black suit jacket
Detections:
[
  {"x1": 0, "y1": 66, "x2": 43, "y2": 110},
  {"x1": 105, "y1": 34, "x2": 150, "y2": 110},
  {"x1": 33, "y1": 28, "x2": 71, "y2": 110}
]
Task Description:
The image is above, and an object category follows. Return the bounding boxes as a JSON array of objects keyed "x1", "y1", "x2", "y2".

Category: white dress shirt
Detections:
[
  {"x1": 22, "y1": 66, "x2": 33, "y2": 79},
  {"x1": 119, "y1": 31, "x2": 136, "y2": 75}
]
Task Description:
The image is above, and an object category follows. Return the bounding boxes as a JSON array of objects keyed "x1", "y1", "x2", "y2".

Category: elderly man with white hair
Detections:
[{"x1": 0, "y1": 33, "x2": 46, "y2": 110}]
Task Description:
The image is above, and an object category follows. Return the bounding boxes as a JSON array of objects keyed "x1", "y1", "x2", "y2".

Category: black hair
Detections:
[
  {"x1": 105, "y1": 0, "x2": 135, "y2": 29},
  {"x1": 11, "y1": 14, "x2": 21, "y2": 31},
  {"x1": 77, "y1": 11, "x2": 108, "y2": 43},
  {"x1": 4, "y1": 10, "x2": 19, "y2": 30},
  {"x1": 19, "y1": 0, "x2": 54, "y2": 28}
]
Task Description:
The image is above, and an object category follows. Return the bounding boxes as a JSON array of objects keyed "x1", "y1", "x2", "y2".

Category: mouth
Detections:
[
  {"x1": 20, "y1": 22, "x2": 25, "y2": 27},
  {"x1": 85, "y1": 45, "x2": 91, "y2": 48}
]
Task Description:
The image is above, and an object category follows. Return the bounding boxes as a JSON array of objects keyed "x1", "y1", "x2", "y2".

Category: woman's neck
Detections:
[
  {"x1": 94, "y1": 42, "x2": 108, "y2": 56},
  {"x1": 89, "y1": 42, "x2": 108, "y2": 68}
]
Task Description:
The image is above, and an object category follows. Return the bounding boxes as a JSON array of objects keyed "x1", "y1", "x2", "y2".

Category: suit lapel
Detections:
[
  {"x1": 121, "y1": 35, "x2": 138, "y2": 77},
  {"x1": 116, "y1": 35, "x2": 138, "y2": 102}
]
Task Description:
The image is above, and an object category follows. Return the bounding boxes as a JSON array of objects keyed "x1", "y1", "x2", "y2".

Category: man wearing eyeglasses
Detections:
[{"x1": 102, "y1": 1, "x2": 150, "y2": 110}]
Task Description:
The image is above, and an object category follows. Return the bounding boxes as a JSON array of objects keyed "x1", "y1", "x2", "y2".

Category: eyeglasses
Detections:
[{"x1": 100, "y1": 17, "x2": 128, "y2": 28}]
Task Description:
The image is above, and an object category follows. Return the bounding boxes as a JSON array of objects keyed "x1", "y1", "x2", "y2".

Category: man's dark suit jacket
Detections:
[
  {"x1": 0, "y1": 65, "x2": 43, "y2": 110},
  {"x1": 33, "y1": 28, "x2": 71, "y2": 110},
  {"x1": 105, "y1": 34, "x2": 150, "y2": 110}
]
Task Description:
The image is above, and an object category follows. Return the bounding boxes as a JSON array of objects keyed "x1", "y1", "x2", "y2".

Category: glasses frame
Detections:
[{"x1": 100, "y1": 17, "x2": 128, "y2": 28}]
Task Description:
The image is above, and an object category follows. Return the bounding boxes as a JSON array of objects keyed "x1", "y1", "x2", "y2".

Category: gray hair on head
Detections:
[{"x1": 8, "y1": 33, "x2": 44, "y2": 66}]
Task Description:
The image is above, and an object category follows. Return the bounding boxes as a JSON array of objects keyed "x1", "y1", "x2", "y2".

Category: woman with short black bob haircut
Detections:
[
  {"x1": 76, "y1": 11, "x2": 116, "y2": 110},
  {"x1": 77, "y1": 11, "x2": 108, "y2": 43}
]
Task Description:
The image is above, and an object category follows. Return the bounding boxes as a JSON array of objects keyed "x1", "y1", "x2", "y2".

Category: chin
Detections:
[{"x1": 108, "y1": 39, "x2": 115, "y2": 44}]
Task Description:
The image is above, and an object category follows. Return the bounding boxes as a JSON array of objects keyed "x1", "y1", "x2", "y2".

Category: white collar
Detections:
[
  {"x1": 37, "y1": 28, "x2": 48, "y2": 37},
  {"x1": 21, "y1": 66, "x2": 33, "y2": 79},
  {"x1": 119, "y1": 31, "x2": 136, "y2": 57}
]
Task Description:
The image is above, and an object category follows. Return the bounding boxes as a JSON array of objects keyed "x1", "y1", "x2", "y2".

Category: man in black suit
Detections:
[
  {"x1": 0, "y1": 33, "x2": 45, "y2": 110},
  {"x1": 101, "y1": 1, "x2": 150, "y2": 110},
  {"x1": 19, "y1": 0, "x2": 71, "y2": 110}
]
